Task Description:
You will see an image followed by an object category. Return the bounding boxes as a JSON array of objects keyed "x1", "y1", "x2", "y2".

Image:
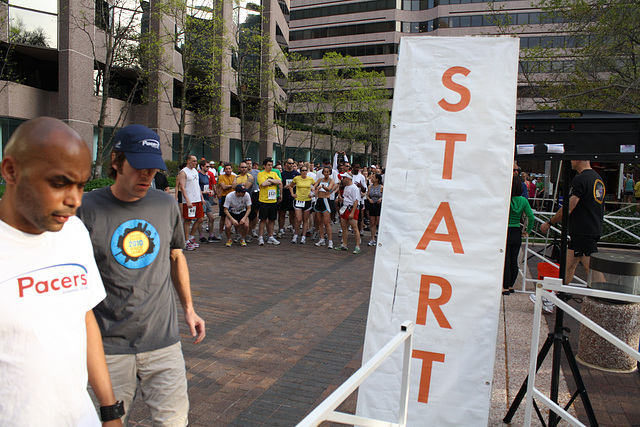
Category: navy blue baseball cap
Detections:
[{"x1": 113, "y1": 124, "x2": 167, "y2": 170}]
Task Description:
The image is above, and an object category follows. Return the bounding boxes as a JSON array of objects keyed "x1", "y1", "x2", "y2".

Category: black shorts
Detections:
[
  {"x1": 313, "y1": 198, "x2": 333, "y2": 213},
  {"x1": 218, "y1": 196, "x2": 227, "y2": 217},
  {"x1": 227, "y1": 211, "x2": 247, "y2": 223},
  {"x1": 249, "y1": 192, "x2": 259, "y2": 220},
  {"x1": 278, "y1": 196, "x2": 295, "y2": 212},
  {"x1": 259, "y1": 202, "x2": 278, "y2": 220},
  {"x1": 293, "y1": 199, "x2": 313, "y2": 212},
  {"x1": 568, "y1": 234, "x2": 600, "y2": 257},
  {"x1": 368, "y1": 201, "x2": 381, "y2": 217}
]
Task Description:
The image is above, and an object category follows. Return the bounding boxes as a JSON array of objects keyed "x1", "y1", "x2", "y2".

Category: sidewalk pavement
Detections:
[{"x1": 125, "y1": 229, "x2": 640, "y2": 426}]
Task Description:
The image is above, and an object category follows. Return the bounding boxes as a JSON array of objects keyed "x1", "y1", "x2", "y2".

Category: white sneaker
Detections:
[
  {"x1": 267, "y1": 236, "x2": 281, "y2": 245},
  {"x1": 257, "y1": 236, "x2": 264, "y2": 246},
  {"x1": 529, "y1": 292, "x2": 555, "y2": 314},
  {"x1": 291, "y1": 234, "x2": 298, "y2": 244},
  {"x1": 367, "y1": 240, "x2": 376, "y2": 246},
  {"x1": 252, "y1": 230, "x2": 259, "y2": 238},
  {"x1": 315, "y1": 239, "x2": 326, "y2": 246},
  {"x1": 300, "y1": 236, "x2": 306, "y2": 244},
  {"x1": 327, "y1": 240, "x2": 333, "y2": 249},
  {"x1": 277, "y1": 229, "x2": 285, "y2": 238}
]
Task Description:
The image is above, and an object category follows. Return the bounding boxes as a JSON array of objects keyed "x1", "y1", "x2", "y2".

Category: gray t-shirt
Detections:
[{"x1": 77, "y1": 186, "x2": 185, "y2": 354}]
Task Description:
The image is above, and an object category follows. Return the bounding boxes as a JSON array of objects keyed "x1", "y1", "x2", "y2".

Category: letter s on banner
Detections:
[{"x1": 437, "y1": 66, "x2": 471, "y2": 112}]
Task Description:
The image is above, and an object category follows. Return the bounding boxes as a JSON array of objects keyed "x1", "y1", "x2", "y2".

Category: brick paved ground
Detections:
[
  {"x1": 125, "y1": 231, "x2": 640, "y2": 426},
  {"x1": 127, "y1": 223, "x2": 373, "y2": 426}
]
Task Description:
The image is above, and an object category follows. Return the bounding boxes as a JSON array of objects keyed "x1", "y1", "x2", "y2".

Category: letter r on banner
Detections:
[{"x1": 416, "y1": 275, "x2": 452, "y2": 329}]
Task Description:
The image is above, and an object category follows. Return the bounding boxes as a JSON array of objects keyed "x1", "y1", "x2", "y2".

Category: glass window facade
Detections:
[
  {"x1": 291, "y1": 0, "x2": 396, "y2": 21},
  {"x1": 8, "y1": 1, "x2": 58, "y2": 49},
  {"x1": 297, "y1": 43, "x2": 399, "y2": 60},
  {"x1": 291, "y1": 21, "x2": 396, "y2": 41}
]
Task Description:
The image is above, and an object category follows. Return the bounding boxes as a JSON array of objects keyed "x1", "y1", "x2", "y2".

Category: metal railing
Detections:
[
  {"x1": 524, "y1": 278, "x2": 640, "y2": 426},
  {"x1": 297, "y1": 321, "x2": 414, "y2": 427},
  {"x1": 518, "y1": 203, "x2": 640, "y2": 292}
]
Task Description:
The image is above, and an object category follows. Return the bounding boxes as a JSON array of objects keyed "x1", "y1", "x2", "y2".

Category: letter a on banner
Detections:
[{"x1": 357, "y1": 36, "x2": 519, "y2": 425}]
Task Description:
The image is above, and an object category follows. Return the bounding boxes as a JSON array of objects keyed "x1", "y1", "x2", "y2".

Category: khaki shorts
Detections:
[{"x1": 91, "y1": 342, "x2": 189, "y2": 426}]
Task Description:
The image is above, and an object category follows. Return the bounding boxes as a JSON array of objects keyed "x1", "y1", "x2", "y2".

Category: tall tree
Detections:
[
  {"x1": 156, "y1": 0, "x2": 225, "y2": 161},
  {"x1": 492, "y1": 0, "x2": 640, "y2": 112},
  {"x1": 75, "y1": 0, "x2": 147, "y2": 178}
]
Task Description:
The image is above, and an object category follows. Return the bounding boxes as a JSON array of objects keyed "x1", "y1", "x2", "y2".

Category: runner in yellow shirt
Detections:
[{"x1": 256, "y1": 157, "x2": 282, "y2": 245}]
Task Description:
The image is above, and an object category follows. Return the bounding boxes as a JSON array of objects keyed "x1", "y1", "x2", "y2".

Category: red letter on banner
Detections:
[
  {"x1": 435, "y1": 133, "x2": 466, "y2": 180},
  {"x1": 416, "y1": 275, "x2": 452, "y2": 329},
  {"x1": 416, "y1": 202, "x2": 464, "y2": 254},
  {"x1": 412, "y1": 350, "x2": 446, "y2": 404},
  {"x1": 437, "y1": 66, "x2": 471, "y2": 112}
]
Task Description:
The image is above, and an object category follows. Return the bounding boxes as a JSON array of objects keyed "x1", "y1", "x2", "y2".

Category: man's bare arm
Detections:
[{"x1": 169, "y1": 249, "x2": 205, "y2": 344}]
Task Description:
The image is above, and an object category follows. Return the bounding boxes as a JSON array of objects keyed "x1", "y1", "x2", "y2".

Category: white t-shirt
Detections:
[
  {"x1": 343, "y1": 184, "x2": 360, "y2": 208},
  {"x1": 352, "y1": 172, "x2": 367, "y2": 204},
  {"x1": 181, "y1": 167, "x2": 202, "y2": 203},
  {"x1": 0, "y1": 216, "x2": 106, "y2": 426},
  {"x1": 224, "y1": 191, "x2": 252, "y2": 215}
]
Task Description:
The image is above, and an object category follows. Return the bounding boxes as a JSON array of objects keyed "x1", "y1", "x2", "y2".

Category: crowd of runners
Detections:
[{"x1": 172, "y1": 152, "x2": 385, "y2": 255}]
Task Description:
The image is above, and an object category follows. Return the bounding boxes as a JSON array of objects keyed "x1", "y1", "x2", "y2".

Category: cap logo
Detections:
[
  {"x1": 115, "y1": 141, "x2": 122, "y2": 149},
  {"x1": 141, "y1": 139, "x2": 160, "y2": 149}
]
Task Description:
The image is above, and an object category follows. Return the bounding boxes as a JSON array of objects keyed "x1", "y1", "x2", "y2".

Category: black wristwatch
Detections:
[{"x1": 100, "y1": 400, "x2": 125, "y2": 422}]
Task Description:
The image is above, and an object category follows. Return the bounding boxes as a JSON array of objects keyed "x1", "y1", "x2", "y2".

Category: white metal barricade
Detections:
[
  {"x1": 297, "y1": 321, "x2": 414, "y2": 427},
  {"x1": 524, "y1": 278, "x2": 640, "y2": 426}
]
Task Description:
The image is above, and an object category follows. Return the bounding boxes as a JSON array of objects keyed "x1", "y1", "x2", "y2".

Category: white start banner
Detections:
[{"x1": 356, "y1": 36, "x2": 519, "y2": 425}]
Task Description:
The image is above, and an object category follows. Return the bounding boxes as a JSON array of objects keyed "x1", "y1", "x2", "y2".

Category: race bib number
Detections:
[
  {"x1": 187, "y1": 206, "x2": 196, "y2": 218},
  {"x1": 203, "y1": 184, "x2": 209, "y2": 193},
  {"x1": 268, "y1": 189, "x2": 277, "y2": 200},
  {"x1": 286, "y1": 179, "x2": 293, "y2": 186},
  {"x1": 295, "y1": 200, "x2": 305, "y2": 208}
]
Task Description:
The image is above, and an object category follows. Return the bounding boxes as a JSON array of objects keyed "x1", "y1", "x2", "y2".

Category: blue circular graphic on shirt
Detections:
[{"x1": 110, "y1": 219, "x2": 160, "y2": 269}]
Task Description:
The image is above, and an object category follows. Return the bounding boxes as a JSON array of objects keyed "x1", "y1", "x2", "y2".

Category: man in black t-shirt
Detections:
[
  {"x1": 540, "y1": 160, "x2": 605, "y2": 283},
  {"x1": 277, "y1": 158, "x2": 299, "y2": 239}
]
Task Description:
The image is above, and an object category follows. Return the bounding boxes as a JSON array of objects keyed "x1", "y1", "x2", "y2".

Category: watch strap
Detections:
[{"x1": 100, "y1": 400, "x2": 125, "y2": 422}]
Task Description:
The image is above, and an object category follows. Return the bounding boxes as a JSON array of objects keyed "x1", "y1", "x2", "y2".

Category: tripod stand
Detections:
[
  {"x1": 503, "y1": 162, "x2": 598, "y2": 426},
  {"x1": 503, "y1": 292, "x2": 598, "y2": 426}
]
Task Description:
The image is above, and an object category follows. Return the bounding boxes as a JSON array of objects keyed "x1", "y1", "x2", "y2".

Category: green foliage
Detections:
[
  {"x1": 0, "y1": 178, "x2": 5, "y2": 199},
  {"x1": 165, "y1": 160, "x2": 180, "y2": 177},
  {"x1": 494, "y1": 0, "x2": 640, "y2": 112},
  {"x1": 168, "y1": 176, "x2": 176, "y2": 188},
  {"x1": 84, "y1": 178, "x2": 115, "y2": 192}
]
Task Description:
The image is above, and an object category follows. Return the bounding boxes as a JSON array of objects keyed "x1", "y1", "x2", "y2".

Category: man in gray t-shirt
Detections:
[{"x1": 77, "y1": 124, "x2": 205, "y2": 426}]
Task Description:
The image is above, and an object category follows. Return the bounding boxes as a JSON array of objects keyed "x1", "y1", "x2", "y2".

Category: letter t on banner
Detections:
[{"x1": 357, "y1": 36, "x2": 519, "y2": 425}]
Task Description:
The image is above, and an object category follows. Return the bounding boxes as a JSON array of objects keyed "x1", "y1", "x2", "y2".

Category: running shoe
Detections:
[
  {"x1": 234, "y1": 234, "x2": 241, "y2": 243},
  {"x1": 252, "y1": 230, "x2": 259, "y2": 238},
  {"x1": 367, "y1": 240, "x2": 377, "y2": 246},
  {"x1": 529, "y1": 292, "x2": 555, "y2": 314},
  {"x1": 312, "y1": 232, "x2": 318, "y2": 240},
  {"x1": 245, "y1": 235, "x2": 253, "y2": 243},
  {"x1": 258, "y1": 236, "x2": 264, "y2": 246},
  {"x1": 353, "y1": 246, "x2": 361, "y2": 254},
  {"x1": 335, "y1": 244, "x2": 348, "y2": 251},
  {"x1": 315, "y1": 239, "x2": 326, "y2": 247},
  {"x1": 189, "y1": 239, "x2": 200, "y2": 248},
  {"x1": 226, "y1": 239, "x2": 232, "y2": 247},
  {"x1": 185, "y1": 241, "x2": 196, "y2": 251},
  {"x1": 291, "y1": 234, "x2": 298, "y2": 244},
  {"x1": 327, "y1": 240, "x2": 333, "y2": 249},
  {"x1": 240, "y1": 239, "x2": 247, "y2": 247},
  {"x1": 208, "y1": 235, "x2": 221, "y2": 243},
  {"x1": 200, "y1": 236, "x2": 208, "y2": 244},
  {"x1": 277, "y1": 229, "x2": 285, "y2": 239},
  {"x1": 300, "y1": 236, "x2": 306, "y2": 245},
  {"x1": 267, "y1": 236, "x2": 281, "y2": 245},
  {"x1": 339, "y1": 229, "x2": 342, "y2": 236}
]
